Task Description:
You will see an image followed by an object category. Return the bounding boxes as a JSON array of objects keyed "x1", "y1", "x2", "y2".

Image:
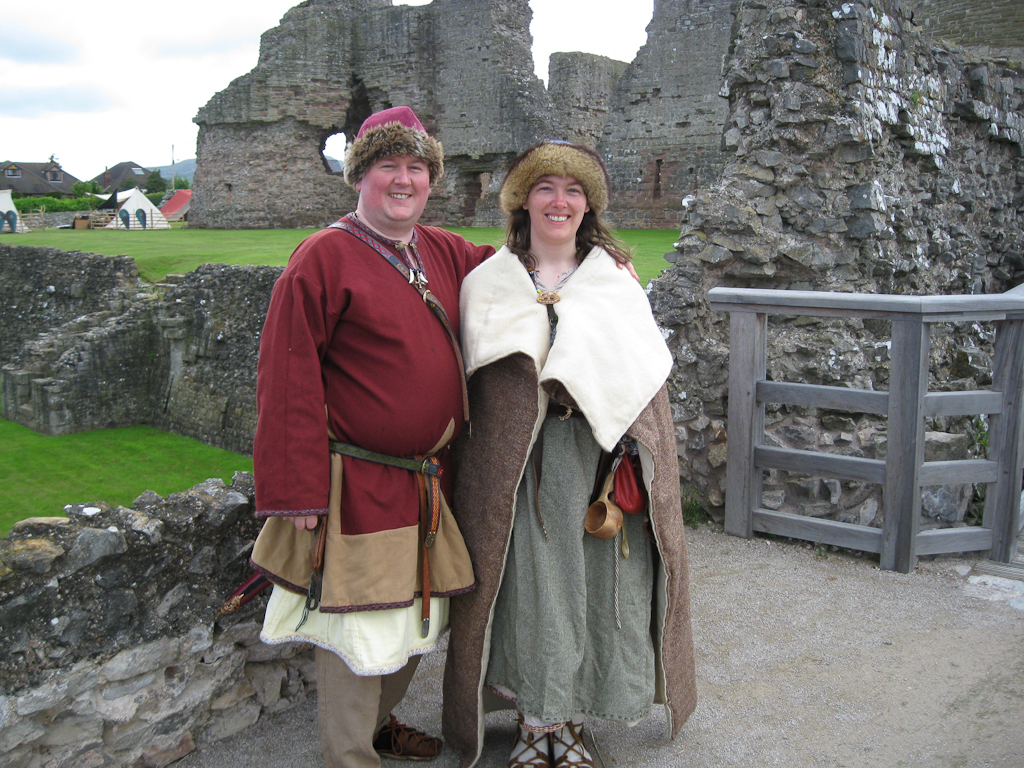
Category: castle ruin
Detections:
[
  {"x1": 190, "y1": 0, "x2": 737, "y2": 230},
  {"x1": 2, "y1": 0, "x2": 1024, "y2": 762},
  {"x1": 190, "y1": 0, "x2": 1023, "y2": 232}
]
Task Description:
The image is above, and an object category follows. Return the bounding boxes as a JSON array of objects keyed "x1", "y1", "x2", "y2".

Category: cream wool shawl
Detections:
[{"x1": 460, "y1": 245, "x2": 673, "y2": 451}]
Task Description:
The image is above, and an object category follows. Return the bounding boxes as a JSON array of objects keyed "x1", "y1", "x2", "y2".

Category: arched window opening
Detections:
[{"x1": 321, "y1": 132, "x2": 348, "y2": 175}]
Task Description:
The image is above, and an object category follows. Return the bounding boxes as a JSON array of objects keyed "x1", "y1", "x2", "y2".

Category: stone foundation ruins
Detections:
[
  {"x1": 0, "y1": 246, "x2": 278, "y2": 455},
  {"x1": 649, "y1": 0, "x2": 1023, "y2": 524}
]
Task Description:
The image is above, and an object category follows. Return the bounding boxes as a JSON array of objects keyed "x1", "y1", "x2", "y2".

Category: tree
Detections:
[
  {"x1": 145, "y1": 170, "x2": 168, "y2": 194},
  {"x1": 172, "y1": 175, "x2": 191, "y2": 190},
  {"x1": 72, "y1": 180, "x2": 102, "y2": 197}
]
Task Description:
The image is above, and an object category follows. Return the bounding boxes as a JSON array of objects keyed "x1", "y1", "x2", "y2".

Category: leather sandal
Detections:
[
  {"x1": 373, "y1": 714, "x2": 443, "y2": 761},
  {"x1": 551, "y1": 720, "x2": 594, "y2": 768},
  {"x1": 509, "y1": 724, "x2": 551, "y2": 768}
]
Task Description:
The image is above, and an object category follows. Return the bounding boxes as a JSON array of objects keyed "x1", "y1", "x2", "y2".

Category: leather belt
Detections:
[{"x1": 328, "y1": 439, "x2": 443, "y2": 637}]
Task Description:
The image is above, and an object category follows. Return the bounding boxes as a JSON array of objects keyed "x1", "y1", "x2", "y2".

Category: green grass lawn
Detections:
[
  {"x1": 0, "y1": 419, "x2": 253, "y2": 536},
  {"x1": 13, "y1": 225, "x2": 677, "y2": 285}
]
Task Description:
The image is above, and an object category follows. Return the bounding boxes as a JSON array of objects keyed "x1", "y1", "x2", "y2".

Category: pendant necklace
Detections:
[{"x1": 529, "y1": 264, "x2": 577, "y2": 305}]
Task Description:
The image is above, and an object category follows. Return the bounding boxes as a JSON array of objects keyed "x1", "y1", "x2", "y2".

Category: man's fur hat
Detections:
[
  {"x1": 499, "y1": 140, "x2": 610, "y2": 215},
  {"x1": 344, "y1": 106, "x2": 445, "y2": 187}
]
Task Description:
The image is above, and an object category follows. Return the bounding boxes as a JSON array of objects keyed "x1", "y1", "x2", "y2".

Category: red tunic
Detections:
[{"x1": 253, "y1": 222, "x2": 493, "y2": 538}]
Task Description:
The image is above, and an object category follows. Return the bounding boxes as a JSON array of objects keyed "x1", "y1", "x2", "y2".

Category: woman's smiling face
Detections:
[{"x1": 523, "y1": 175, "x2": 590, "y2": 250}]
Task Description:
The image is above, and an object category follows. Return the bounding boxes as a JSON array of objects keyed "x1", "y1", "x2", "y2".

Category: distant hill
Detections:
[
  {"x1": 151, "y1": 158, "x2": 197, "y2": 183},
  {"x1": 149, "y1": 156, "x2": 342, "y2": 182}
]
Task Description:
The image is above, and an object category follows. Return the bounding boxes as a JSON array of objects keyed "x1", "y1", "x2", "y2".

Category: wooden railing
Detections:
[{"x1": 708, "y1": 286, "x2": 1024, "y2": 573}]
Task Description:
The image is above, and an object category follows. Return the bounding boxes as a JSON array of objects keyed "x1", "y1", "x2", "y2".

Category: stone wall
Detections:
[
  {"x1": 0, "y1": 474, "x2": 313, "y2": 768},
  {"x1": 189, "y1": 0, "x2": 1021, "y2": 232},
  {"x1": 192, "y1": 0, "x2": 553, "y2": 230},
  {"x1": 548, "y1": 53, "x2": 627, "y2": 149},
  {"x1": 648, "y1": 0, "x2": 1023, "y2": 525},
  {"x1": 1, "y1": 247, "x2": 280, "y2": 455},
  {"x1": 599, "y1": 0, "x2": 738, "y2": 229},
  {"x1": 148, "y1": 265, "x2": 280, "y2": 453},
  {"x1": 0, "y1": 245, "x2": 142, "y2": 365},
  {"x1": 911, "y1": 0, "x2": 1024, "y2": 62}
]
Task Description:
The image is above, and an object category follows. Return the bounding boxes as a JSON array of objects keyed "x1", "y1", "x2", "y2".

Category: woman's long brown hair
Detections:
[{"x1": 505, "y1": 205, "x2": 633, "y2": 271}]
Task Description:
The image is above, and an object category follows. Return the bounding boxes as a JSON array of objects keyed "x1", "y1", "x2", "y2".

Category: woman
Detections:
[{"x1": 442, "y1": 141, "x2": 697, "y2": 768}]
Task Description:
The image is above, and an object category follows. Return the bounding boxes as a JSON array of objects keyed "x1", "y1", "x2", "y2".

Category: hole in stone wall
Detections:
[
  {"x1": 653, "y1": 158, "x2": 663, "y2": 200},
  {"x1": 461, "y1": 174, "x2": 485, "y2": 219},
  {"x1": 322, "y1": 133, "x2": 348, "y2": 174}
]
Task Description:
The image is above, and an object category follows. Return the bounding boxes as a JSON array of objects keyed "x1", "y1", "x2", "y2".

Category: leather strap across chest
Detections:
[{"x1": 329, "y1": 216, "x2": 469, "y2": 421}]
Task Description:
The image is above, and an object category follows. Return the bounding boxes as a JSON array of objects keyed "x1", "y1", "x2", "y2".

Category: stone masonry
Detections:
[
  {"x1": 191, "y1": 0, "x2": 1022, "y2": 231},
  {"x1": 1, "y1": 245, "x2": 280, "y2": 455},
  {"x1": 0, "y1": 474, "x2": 312, "y2": 768},
  {"x1": 911, "y1": 0, "x2": 1024, "y2": 62},
  {"x1": 649, "y1": 0, "x2": 1023, "y2": 525}
]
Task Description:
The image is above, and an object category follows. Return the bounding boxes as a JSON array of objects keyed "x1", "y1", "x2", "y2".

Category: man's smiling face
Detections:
[{"x1": 355, "y1": 155, "x2": 432, "y2": 240}]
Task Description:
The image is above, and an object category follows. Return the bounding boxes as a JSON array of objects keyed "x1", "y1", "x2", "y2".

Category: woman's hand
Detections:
[{"x1": 293, "y1": 514, "x2": 321, "y2": 530}]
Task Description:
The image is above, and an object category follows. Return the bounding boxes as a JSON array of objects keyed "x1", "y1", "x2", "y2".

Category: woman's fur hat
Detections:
[
  {"x1": 499, "y1": 140, "x2": 610, "y2": 215},
  {"x1": 343, "y1": 106, "x2": 445, "y2": 187}
]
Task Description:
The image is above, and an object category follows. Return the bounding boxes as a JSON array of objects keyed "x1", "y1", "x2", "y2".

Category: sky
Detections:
[{"x1": 1, "y1": 0, "x2": 654, "y2": 183}]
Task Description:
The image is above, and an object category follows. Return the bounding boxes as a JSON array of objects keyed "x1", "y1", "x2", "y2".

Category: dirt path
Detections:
[{"x1": 174, "y1": 524, "x2": 1024, "y2": 768}]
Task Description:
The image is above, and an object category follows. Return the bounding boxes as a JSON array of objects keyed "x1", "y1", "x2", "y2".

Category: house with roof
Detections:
[
  {"x1": 89, "y1": 162, "x2": 152, "y2": 193},
  {"x1": 1, "y1": 161, "x2": 81, "y2": 197}
]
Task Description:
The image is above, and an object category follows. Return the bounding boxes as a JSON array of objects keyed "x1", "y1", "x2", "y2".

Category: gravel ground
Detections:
[{"x1": 174, "y1": 523, "x2": 1024, "y2": 768}]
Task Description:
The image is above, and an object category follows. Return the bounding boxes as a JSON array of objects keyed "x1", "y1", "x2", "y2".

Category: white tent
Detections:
[
  {"x1": 104, "y1": 188, "x2": 170, "y2": 230},
  {"x1": 0, "y1": 189, "x2": 29, "y2": 233}
]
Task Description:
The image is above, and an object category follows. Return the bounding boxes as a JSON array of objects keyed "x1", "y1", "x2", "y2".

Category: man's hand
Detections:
[
  {"x1": 615, "y1": 260, "x2": 641, "y2": 283},
  {"x1": 293, "y1": 514, "x2": 321, "y2": 530}
]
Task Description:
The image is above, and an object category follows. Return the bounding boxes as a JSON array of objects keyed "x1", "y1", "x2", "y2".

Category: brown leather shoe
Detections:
[
  {"x1": 551, "y1": 720, "x2": 594, "y2": 768},
  {"x1": 373, "y1": 715, "x2": 443, "y2": 761}
]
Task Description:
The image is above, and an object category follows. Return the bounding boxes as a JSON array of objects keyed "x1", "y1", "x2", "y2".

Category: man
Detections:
[{"x1": 249, "y1": 106, "x2": 494, "y2": 767}]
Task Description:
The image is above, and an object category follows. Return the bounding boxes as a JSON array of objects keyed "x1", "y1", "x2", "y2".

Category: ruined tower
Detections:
[
  {"x1": 598, "y1": 0, "x2": 738, "y2": 228},
  {"x1": 191, "y1": 0, "x2": 553, "y2": 229},
  {"x1": 191, "y1": 0, "x2": 738, "y2": 230}
]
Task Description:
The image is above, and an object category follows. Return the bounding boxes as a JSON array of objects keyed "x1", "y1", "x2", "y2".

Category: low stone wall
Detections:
[
  {"x1": 0, "y1": 244, "x2": 142, "y2": 364},
  {"x1": 1, "y1": 250, "x2": 280, "y2": 455},
  {"x1": 0, "y1": 473, "x2": 312, "y2": 768}
]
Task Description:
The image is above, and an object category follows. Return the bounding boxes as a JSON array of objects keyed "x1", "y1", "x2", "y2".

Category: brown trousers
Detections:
[{"x1": 315, "y1": 647, "x2": 421, "y2": 768}]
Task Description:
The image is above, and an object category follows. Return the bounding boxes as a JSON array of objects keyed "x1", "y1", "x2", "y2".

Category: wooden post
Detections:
[
  {"x1": 724, "y1": 311, "x2": 766, "y2": 538},
  {"x1": 882, "y1": 318, "x2": 930, "y2": 572},
  {"x1": 984, "y1": 318, "x2": 1024, "y2": 563}
]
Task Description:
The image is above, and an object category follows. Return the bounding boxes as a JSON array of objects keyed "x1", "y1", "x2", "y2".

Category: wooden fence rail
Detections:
[{"x1": 708, "y1": 286, "x2": 1024, "y2": 573}]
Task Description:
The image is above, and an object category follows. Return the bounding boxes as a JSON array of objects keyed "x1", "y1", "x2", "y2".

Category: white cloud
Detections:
[
  {"x1": 0, "y1": 86, "x2": 114, "y2": 118},
  {"x1": 3, "y1": 1, "x2": 652, "y2": 179},
  {"x1": 0, "y1": 22, "x2": 79, "y2": 65},
  {"x1": 157, "y1": 36, "x2": 262, "y2": 58}
]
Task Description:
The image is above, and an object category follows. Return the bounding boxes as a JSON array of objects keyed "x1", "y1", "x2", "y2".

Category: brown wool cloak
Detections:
[{"x1": 442, "y1": 248, "x2": 697, "y2": 767}]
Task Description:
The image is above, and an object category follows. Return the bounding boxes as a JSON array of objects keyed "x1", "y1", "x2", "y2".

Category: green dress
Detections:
[{"x1": 484, "y1": 412, "x2": 656, "y2": 724}]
